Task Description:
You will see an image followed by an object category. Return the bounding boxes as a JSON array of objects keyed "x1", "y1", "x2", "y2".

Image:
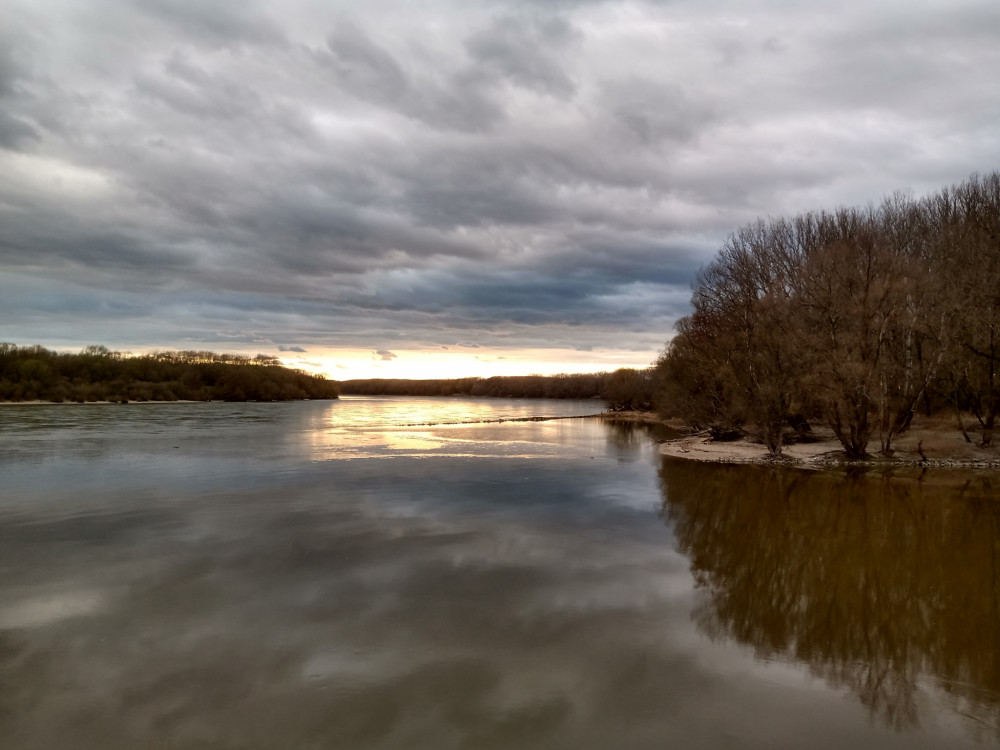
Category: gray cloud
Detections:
[
  {"x1": 318, "y1": 19, "x2": 505, "y2": 133},
  {"x1": 0, "y1": 112, "x2": 40, "y2": 150},
  {"x1": 0, "y1": 25, "x2": 42, "y2": 150},
  {"x1": 324, "y1": 20, "x2": 410, "y2": 105},
  {"x1": 466, "y1": 15, "x2": 579, "y2": 97},
  {"x1": 600, "y1": 79, "x2": 716, "y2": 146},
  {"x1": 137, "y1": 0, "x2": 286, "y2": 48},
  {"x1": 1, "y1": 0, "x2": 999, "y2": 371}
]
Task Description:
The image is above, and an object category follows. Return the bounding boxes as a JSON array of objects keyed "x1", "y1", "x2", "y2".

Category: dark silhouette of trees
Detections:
[
  {"x1": 688, "y1": 218, "x2": 808, "y2": 454},
  {"x1": 654, "y1": 313, "x2": 744, "y2": 438},
  {"x1": 340, "y1": 373, "x2": 612, "y2": 401},
  {"x1": 946, "y1": 173, "x2": 1000, "y2": 446},
  {"x1": 656, "y1": 172, "x2": 999, "y2": 456},
  {"x1": 601, "y1": 368, "x2": 655, "y2": 411},
  {"x1": 0, "y1": 345, "x2": 338, "y2": 402},
  {"x1": 341, "y1": 370, "x2": 663, "y2": 411}
]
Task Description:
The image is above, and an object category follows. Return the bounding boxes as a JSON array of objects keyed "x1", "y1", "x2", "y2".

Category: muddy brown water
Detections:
[{"x1": 1, "y1": 397, "x2": 997, "y2": 748}]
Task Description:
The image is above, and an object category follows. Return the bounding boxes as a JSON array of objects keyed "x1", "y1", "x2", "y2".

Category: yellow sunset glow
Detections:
[{"x1": 279, "y1": 347, "x2": 658, "y2": 381}]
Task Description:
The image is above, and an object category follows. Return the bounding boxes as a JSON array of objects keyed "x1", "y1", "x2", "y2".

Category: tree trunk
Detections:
[{"x1": 955, "y1": 406, "x2": 973, "y2": 443}]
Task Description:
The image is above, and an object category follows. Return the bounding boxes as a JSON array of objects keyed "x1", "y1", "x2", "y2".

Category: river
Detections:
[{"x1": 1, "y1": 397, "x2": 998, "y2": 748}]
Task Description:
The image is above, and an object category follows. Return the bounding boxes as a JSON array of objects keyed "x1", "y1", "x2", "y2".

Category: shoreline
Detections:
[
  {"x1": 590, "y1": 410, "x2": 1000, "y2": 469},
  {"x1": 580, "y1": 410, "x2": 1000, "y2": 469},
  {"x1": 5, "y1": 402, "x2": 997, "y2": 469},
  {"x1": 659, "y1": 426, "x2": 1000, "y2": 469},
  {"x1": 0, "y1": 400, "x2": 197, "y2": 406},
  {"x1": 593, "y1": 410, "x2": 681, "y2": 427},
  {"x1": 0, "y1": 399, "x2": 336, "y2": 406}
]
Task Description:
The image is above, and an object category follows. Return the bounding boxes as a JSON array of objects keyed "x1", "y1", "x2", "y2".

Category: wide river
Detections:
[{"x1": 1, "y1": 397, "x2": 998, "y2": 748}]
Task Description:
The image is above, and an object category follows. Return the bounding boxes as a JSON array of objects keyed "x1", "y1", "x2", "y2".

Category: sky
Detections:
[{"x1": 2, "y1": 0, "x2": 999, "y2": 380}]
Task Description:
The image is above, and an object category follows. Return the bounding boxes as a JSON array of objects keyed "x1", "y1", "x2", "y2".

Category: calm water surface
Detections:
[{"x1": 1, "y1": 397, "x2": 998, "y2": 748}]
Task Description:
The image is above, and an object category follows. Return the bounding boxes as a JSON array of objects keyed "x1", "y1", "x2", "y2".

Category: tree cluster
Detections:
[
  {"x1": 600, "y1": 368, "x2": 656, "y2": 411},
  {"x1": 656, "y1": 172, "x2": 1000, "y2": 456},
  {"x1": 0, "y1": 344, "x2": 339, "y2": 402},
  {"x1": 340, "y1": 369, "x2": 658, "y2": 411},
  {"x1": 340, "y1": 373, "x2": 610, "y2": 400}
]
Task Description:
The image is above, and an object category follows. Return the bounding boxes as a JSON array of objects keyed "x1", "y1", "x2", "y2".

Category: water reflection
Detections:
[
  {"x1": 302, "y1": 396, "x2": 607, "y2": 460},
  {"x1": 660, "y1": 459, "x2": 1000, "y2": 737},
  {"x1": 3, "y1": 401, "x2": 994, "y2": 748},
  {"x1": 0, "y1": 402, "x2": 682, "y2": 750},
  {"x1": 603, "y1": 420, "x2": 684, "y2": 454}
]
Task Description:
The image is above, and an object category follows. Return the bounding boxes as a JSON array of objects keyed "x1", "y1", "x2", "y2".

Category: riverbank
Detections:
[
  {"x1": 595, "y1": 410, "x2": 682, "y2": 426},
  {"x1": 0, "y1": 399, "x2": 341, "y2": 405},
  {"x1": 0, "y1": 400, "x2": 203, "y2": 406},
  {"x1": 658, "y1": 415, "x2": 1000, "y2": 468}
]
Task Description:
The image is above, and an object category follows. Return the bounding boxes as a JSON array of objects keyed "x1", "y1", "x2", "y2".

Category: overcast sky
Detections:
[{"x1": 2, "y1": 0, "x2": 998, "y2": 378}]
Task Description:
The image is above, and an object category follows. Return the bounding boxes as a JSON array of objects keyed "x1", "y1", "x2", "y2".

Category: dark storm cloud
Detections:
[
  {"x1": 600, "y1": 79, "x2": 716, "y2": 146},
  {"x1": 2, "y1": 0, "x2": 999, "y2": 362},
  {"x1": 465, "y1": 15, "x2": 579, "y2": 97},
  {"x1": 0, "y1": 196, "x2": 195, "y2": 283},
  {"x1": 0, "y1": 26, "x2": 42, "y2": 150},
  {"x1": 324, "y1": 21, "x2": 410, "y2": 105},
  {"x1": 0, "y1": 113, "x2": 40, "y2": 150},
  {"x1": 319, "y1": 19, "x2": 505, "y2": 132}
]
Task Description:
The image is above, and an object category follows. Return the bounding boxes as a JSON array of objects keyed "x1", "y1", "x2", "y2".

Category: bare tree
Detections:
[
  {"x1": 655, "y1": 313, "x2": 745, "y2": 437},
  {"x1": 688, "y1": 218, "x2": 809, "y2": 455},
  {"x1": 656, "y1": 171, "x2": 999, "y2": 458},
  {"x1": 949, "y1": 173, "x2": 1000, "y2": 445}
]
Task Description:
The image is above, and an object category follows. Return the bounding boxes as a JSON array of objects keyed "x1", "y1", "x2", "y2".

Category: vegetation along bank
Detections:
[
  {"x1": 653, "y1": 171, "x2": 1000, "y2": 460},
  {"x1": 0, "y1": 345, "x2": 339, "y2": 403}
]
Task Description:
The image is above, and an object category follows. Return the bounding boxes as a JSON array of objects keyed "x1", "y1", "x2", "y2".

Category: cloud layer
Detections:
[{"x1": 2, "y1": 0, "x2": 999, "y2": 374}]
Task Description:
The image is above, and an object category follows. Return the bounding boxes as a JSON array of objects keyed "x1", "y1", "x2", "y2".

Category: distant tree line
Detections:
[
  {"x1": 0, "y1": 344, "x2": 339, "y2": 402},
  {"x1": 654, "y1": 171, "x2": 1000, "y2": 456},
  {"x1": 340, "y1": 370, "x2": 657, "y2": 410}
]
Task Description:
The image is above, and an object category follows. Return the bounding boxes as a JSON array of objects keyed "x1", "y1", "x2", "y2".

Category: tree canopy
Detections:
[
  {"x1": 654, "y1": 172, "x2": 1000, "y2": 456},
  {"x1": 340, "y1": 370, "x2": 657, "y2": 410},
  {"x1": 0, "y1": 345, "x2": 339, "y2": 402}
]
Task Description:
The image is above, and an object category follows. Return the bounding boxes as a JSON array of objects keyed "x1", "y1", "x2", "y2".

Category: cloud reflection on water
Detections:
[{"x1": 0, "y1": 401, "x2": 996, "y2": 748}]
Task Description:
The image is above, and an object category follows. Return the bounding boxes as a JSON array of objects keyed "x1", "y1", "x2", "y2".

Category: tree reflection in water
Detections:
[
  {"x1": 659, "y1": 459, "x2": 1000, "y2": 738},
  {"x1": 603, "y1": 421, "x2": 685, "y2": 452}
]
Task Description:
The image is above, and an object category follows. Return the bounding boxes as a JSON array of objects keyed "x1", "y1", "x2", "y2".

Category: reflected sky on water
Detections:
[{"x1": 1, "y1": 398, "x2": 998, "y2": 748}]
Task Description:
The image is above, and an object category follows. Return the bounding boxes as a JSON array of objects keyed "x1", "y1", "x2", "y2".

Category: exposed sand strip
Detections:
[{"x1": 659, "y1": 420, "x2": 1000, "y2": 469}]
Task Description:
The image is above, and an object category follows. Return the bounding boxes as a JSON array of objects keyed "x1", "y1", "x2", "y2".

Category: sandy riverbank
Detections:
[{"x1": 658, "y1": 415, "x2": 1000, "y2": 468}]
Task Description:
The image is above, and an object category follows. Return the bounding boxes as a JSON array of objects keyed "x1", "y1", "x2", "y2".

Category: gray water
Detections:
[{"x1": 1, "y1": 397, "x2": 998, "y2": 748}]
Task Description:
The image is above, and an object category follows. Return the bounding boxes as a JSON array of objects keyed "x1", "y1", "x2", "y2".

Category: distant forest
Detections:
[
  {"x1": 654, "y1": 171, "x2": 1000, "y2": 456},
  {"x1": 1, "y1": 344, "x2": 657, "y2": 410},
  {"x1": 0, "y1": 344, "x2": 339, "y2": 402},
  {"x1": 340, "y1": 369, "x2": 656, "y2": 411}
]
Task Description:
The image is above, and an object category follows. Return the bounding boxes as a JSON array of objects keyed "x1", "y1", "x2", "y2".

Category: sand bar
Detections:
[{"x1": 659, "y1": 417, "x2": 1000, "y2": 469}]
